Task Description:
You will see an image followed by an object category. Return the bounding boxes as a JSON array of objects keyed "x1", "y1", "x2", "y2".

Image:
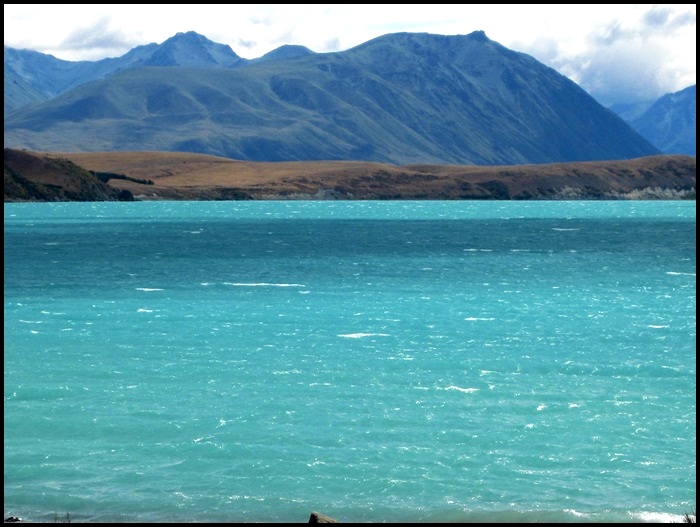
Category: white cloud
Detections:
[
  {"x1": 3, "y1": 3, "x2": 696, "y2": 105},
  {"x1": 58, "y1": 16, "x2": 135, "y2": 58}
]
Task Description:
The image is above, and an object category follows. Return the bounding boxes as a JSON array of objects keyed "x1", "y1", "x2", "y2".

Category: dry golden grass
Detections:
[
  {"x1": 41, "y1": 151, "x2": 396, "y2": 187},
  {"x1": 34, "y1": 150, "x2": 696, "y2": 200}
]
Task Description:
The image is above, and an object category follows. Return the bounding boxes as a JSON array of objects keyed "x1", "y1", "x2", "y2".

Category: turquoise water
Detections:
[{"x1": 4, "y1": 200, "x2": 696, "y2": 523}]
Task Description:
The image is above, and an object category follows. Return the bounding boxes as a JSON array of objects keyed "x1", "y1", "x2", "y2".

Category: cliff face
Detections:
[{"x1": 4, "y1": 149, "x2": 133, "y2": 202}]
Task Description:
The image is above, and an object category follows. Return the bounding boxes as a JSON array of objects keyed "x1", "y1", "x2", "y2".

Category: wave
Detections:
[
  {"x1": 223, "y1": 282, "x2": 306, "y2": 287},
  {"x1": 338, "y1": 332, "x2": 390, "y2": 338},
  {"x1": 443, "y1": 385, "x2": 479, "y2": 393}
]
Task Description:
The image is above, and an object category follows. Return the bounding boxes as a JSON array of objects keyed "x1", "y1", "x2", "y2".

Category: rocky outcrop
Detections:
[{"x1": 309, "y1": 511, "x2": 337, "y2": 523}]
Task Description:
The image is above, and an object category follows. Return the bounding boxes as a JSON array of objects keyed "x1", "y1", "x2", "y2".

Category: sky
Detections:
[{"x1": 3, "y1": 4, "x2": 696, "y2": 106}]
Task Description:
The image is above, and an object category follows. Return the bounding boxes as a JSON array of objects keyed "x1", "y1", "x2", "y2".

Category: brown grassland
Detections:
[{"x1": 19, "y1": 150, "x2": 698, "y2": 200}]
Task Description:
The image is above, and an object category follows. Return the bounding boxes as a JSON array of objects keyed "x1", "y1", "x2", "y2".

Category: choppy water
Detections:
[{"x1": 4, "y1": 200, "x2": 696, "y2": 523}]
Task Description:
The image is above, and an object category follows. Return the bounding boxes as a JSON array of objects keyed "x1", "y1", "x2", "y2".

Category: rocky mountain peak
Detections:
[{"x1": 144, "y1": 31, "x2": 243, "y2": 68}]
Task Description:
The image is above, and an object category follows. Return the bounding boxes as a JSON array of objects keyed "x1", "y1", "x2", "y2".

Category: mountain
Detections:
[
  {"x1": 4, "y1": 31, "x2": 661, "y2": 165},
  {"x1": 249, "y1": 45, "x2": 315, "y2": 64},
  {"x1": 4, "y1": 31, "x2": 246, "y2": 116},
  {"x1": 4, "y1": 62, "x2": 49, "y2": 116},
  {"x1": 609, "y1": 99, "x2": 655, "y2": 123},
  {"x1": 618, "y1": 85, "x2": 695, "y2": 156},
  {"x1": 134, "y1": 31, "x2": 244, "y2": 68}
]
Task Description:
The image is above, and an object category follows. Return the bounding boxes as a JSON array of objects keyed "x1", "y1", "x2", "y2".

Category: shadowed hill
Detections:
[{"x1": 4, "y1": 148, "x2": 134, "y2": 201}]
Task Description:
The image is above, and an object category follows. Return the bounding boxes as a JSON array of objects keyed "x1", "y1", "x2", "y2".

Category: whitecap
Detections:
[
  {"x1": 135, "y1": 287, "x2": 164, "y2": 292},
  {"x1": 444, "y1": 385, "x2": 479, "y2": 394},
  {"x1": 633, "y1": 511, "x2": 688, "y2": 523},
  {"x1": 563, "y1": 509, "x2": 588, "y2": 518},
  {"x1": 537, "y1": 404, "x2": 546, "y2": 411},
  {"x1": 137, "y1": 308, "x2": 153, "y2": 313},
  {"x1": 465, "y1": 317, "x2": 495, "y2": 321},
  {"x1": 666, "y1": 271, "x2": 695, "y2": 276},
  {"x1": 223, "y1": 282, "x2": 306, "y2": 287},
  {"x1": 647, "y1": 324, "x2": 669, "y2": 329},
  {"x1": 338, "y1": 332, "x2": 390, "y2": 338}
]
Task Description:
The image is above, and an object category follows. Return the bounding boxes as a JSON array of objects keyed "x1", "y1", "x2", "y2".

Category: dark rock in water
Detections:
[
  {"x1": 309, "y1": 511, "x2": 337, "y2": 523},
  {"x1": 4, "y1": 517, "x2": 22, "y2": 523}
]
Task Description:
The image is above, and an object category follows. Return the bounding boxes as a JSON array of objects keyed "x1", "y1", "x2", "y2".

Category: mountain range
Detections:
[
  {"x1": 611, "y1": 85, "x2": 695, "y2": 157},
  {"x1": 3, "y1": 31, "x2": 695, "y2": 164}
]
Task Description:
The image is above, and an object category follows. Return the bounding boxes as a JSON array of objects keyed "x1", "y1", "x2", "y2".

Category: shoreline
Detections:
[{"x1": 4, "y1": 508, "x2": 695, "y2": 524}]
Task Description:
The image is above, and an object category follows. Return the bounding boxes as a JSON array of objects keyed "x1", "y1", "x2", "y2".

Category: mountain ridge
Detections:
[
  {"x1": 4, "y1": 31, "x2": 663, "y2": 166},
  {"x1": 627, "y1": 85, "x2": 696, "y2": 156}
]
